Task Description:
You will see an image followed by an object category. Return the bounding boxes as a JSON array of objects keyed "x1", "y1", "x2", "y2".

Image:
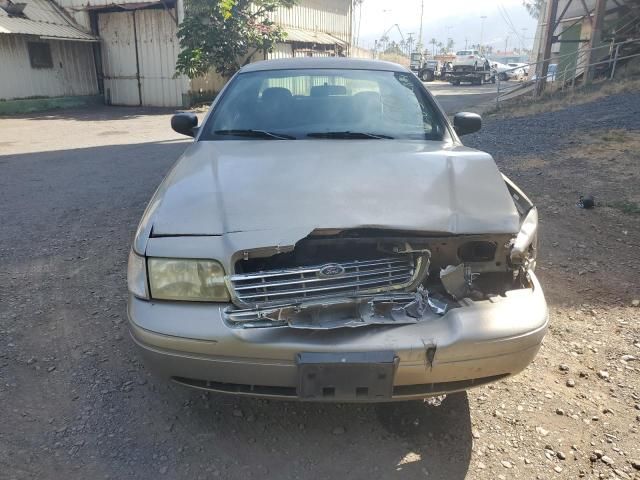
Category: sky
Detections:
[{"x1": 355, "y1": 0, "x2": 539, "y2": 53}]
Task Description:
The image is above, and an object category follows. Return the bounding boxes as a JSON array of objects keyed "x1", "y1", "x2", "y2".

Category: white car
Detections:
[
  {"x1": 507, "y1": 63, "x2": 529, "y2": 80},
  {"x1": 491, "y1": 61, "x2": 511, "y2": 81},
  {"x1": 453, "y1": 50, "x2": 488, "y2": 71}
]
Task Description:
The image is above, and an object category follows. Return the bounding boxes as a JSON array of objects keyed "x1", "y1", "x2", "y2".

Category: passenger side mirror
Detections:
[
  {"x1": 453, "y1": 112, "x2": 482, "y2": 136},
  {"x1": 171, "y1": 112, "x2": 198, "y2": 137}
]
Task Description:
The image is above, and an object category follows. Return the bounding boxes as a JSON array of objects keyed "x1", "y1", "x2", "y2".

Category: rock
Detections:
[
  {"x1": 620, "y1": 355, "x2": 637, "y2": 362},
  {"x1": 594, "y1": 450, "x2": 604, "y2": 459},
  {"x1": 159, "y1": 466, "x2": 168, "y2": 475},
  {"x1": 332, "y1": 426, "x2": 345, "y2": 435},
  {"x1": 630, "y1": 459, "x2": 640, "y2": 470},
  {"x1": 557, "y1": 451, "x2": 566, "y2": 460},
  {"x1": 554, "y1": 466, "x2": 563, "y2": 473},
  {"x1": 614, "y1": 469, "x2": 631, "y2": 479},
  {"x1": 47, "y1": 366, "x2": 56, "y2": 373},
  {"x1": 536, "y1": 426, "x2": 549, "y2": 436},
  {"x1": 556, "y1": 408, "x2": 565, "y2": 415},
  {"x1": 601, "y1": 455, "x2": 614, "y2": 465},
  {"x1": 501, "y1": 460, "x2": 512, "y2": 469},
  {"x1": 597, "y1": 370, "x2": 609, "y2": 380},
  {"x1": 631, "y1": 299, "x2": 640, "y2": 307},
  {"x1": 559, "y1": 363, "x2": 569, "y2": 371},
  {"x1": 524, "y1": 458, "x2": 531, "y2": 465},
  {"x1": 590, "y1": 454, "x2": 598, "y2": 462},
  {"x1": 472, "y1": 429, "x2": 480, "y2": 439},
  {"x1": 477, "y1": 461, "x2": 486, "y2": 469},
  {"x1": 566, "y1": 378, "x2": 576, "y2": 387}
]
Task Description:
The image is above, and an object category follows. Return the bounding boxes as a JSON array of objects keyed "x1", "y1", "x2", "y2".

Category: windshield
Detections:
[
  {"x1": 456, "y1": 50, "x2": 472, "y2": 56},
  {"x1": 201, "y1": 68, "x2": 446, "y2": 141}
]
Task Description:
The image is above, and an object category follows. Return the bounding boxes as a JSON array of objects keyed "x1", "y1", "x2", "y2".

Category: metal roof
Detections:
[
  {"x1": 240, "y1": 57, "x2": 408, "y2": 73},
  {"x1": 0, "y1": 0, "x2": 97, "y2": 41},
  {"x1": 283, "y1": 26, "x2": 347, "y2": 46}
]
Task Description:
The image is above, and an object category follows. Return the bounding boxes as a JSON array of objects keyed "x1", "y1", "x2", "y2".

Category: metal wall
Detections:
[
  {"x1": 98, "y1": 8, "x2": 189, "y2": 107},
  {"x1": 271, "y1": 0, "x2": 352, "y2": 44},
  {"x1": 0, "y1": 35, "x2": 98, "y2": 100}
]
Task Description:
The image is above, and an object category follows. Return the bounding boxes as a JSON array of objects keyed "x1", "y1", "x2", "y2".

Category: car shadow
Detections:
[{"x1": 163, "y1": 386, "x2": 472, "y2": 479}]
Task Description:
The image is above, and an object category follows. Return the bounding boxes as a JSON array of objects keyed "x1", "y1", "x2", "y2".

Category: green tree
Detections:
[{"x1": 176, "y1": 0, "x2": 296, "y2": 79}]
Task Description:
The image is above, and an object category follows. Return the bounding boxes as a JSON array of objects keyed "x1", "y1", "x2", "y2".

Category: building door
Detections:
[
  {"x1": 99, "y1": 11, "x2": 140, "y2": 106},
  {"x1": 98, "y1": 8, "x2": 188, "y2": 107}
]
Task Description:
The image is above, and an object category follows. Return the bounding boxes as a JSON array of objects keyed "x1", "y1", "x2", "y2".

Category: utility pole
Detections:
[
  {"x1": 537, "y1": 0, "x2": 559, "y2": 95},
  {"x1": 521, "y1": 27, "x2": 527, "y2": 55},
  {"x1": 480, "y1": 15, "x2": 487, "y2": 52},
  {"x1": 504, "y1": 35, "x2": 509, "y2": 56},
  {"x1": 417, "y1": 0, "x2": 424, "y2": 51}
]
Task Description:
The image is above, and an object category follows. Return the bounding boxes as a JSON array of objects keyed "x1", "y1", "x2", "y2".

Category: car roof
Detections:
[{"x1": 239, "y1": 57, "x2": 408, "y2": 73}]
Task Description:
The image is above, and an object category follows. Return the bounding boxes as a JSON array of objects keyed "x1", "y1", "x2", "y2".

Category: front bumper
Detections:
[{"x1": 128, "y1": 272, "x2": 548, "y2": 401}]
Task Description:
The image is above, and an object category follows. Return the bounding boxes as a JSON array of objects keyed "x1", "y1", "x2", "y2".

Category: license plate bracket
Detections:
[{"x1": 296, "y1": 351, "x2": 398, "y2": 401}]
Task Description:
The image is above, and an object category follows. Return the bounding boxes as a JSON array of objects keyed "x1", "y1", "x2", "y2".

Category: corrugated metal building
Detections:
[
  {"x1": 0, "y1": 0, "x2": 99, "y2": 102},
  {"x1": 2, "y1": 0, "x2": 353, "y2": 108}
]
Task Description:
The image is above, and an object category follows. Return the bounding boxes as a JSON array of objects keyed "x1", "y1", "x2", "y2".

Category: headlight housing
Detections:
[
  {"x1": 147, "y1": 258, "x2": 229, "y2": 302},
  {"x1": 127, "y1": 250, "x2": 149, "y2": 299},
  {"x1": 510, "y1": 207, "x2": 538, "y2": 265}
]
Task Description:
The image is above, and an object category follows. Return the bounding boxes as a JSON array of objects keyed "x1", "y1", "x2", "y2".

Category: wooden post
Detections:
[
  {"x1": 584, "y1": 0, "x2": 606, "y2": 83},
  {"x1": 537, "y1": 0, "x2": 559, "y2": 96}
]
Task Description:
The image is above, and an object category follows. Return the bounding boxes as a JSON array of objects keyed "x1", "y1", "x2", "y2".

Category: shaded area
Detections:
[{"x1": 0, "y1": 140, "x2": 471, "y2": 480}]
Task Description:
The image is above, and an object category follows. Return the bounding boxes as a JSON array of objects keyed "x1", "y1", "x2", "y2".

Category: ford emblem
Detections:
[{"x1": 318, "y1": 264, "x2": 345, "y2": 278}]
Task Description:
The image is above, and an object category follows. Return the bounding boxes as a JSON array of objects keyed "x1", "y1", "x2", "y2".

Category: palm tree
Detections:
[{"x1": 430, "y1": 37, "x2": 437, "y2": 56}]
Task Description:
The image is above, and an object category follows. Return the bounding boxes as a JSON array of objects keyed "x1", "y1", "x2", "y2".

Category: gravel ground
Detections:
[{"x1": 1, "y1": 92, "x2": 639, "y2": 480}]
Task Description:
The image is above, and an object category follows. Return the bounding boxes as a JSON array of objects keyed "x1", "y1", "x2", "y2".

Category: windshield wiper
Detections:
[
  {"x1": 306, "y1": 131, "x2": 394, "y2": 139},
  {"x1": 214, "y1": 129, "x2": 296, "y2": 140}
]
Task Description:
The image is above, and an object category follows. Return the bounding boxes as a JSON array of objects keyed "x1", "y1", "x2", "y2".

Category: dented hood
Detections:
[{"x1": 149, "y1": 140, "x2": 520, "y2": 237}]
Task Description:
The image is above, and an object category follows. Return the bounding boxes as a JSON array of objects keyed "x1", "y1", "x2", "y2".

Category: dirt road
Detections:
[{"x1": 1, "y1": 93, "x2": 639, "y2": 479}]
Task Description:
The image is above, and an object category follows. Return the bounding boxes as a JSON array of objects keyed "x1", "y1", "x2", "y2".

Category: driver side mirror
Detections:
[
  {"x1": 453, "y1": 112, "x2": 482, "y2": 136},
  {"x1": 171, "y1": 112, "x2": 198, "y2": 137}
]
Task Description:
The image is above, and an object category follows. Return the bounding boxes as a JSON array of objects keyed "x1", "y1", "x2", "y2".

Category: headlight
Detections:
[
  {"x1": 147, "y1": 258, "x2": 229, "y2": 302},
  {"x1": 127, "y1": 250, "x2": 149, "y2": 299}
]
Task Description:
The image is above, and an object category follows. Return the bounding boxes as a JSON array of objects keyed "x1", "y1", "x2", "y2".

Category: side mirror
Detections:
[
  {"x1": 171, "y1": 112, "x2": 198, "y2": 137},
  {"x1": 453, "y1": 112, "x2": 481, "y2": 136}
]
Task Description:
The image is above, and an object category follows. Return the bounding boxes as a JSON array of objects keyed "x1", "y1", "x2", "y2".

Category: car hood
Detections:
[{"x1": 146, "y1": 140, "x2": 520, "y2": 241}]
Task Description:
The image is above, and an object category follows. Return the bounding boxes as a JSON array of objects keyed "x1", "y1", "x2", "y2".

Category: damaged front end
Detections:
[{"x1": 223, "y1": 184, "x2": 539, "y2": 331}]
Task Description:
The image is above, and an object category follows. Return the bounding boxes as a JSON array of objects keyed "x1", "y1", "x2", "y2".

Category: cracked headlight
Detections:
[
  {"x1": 147, "y1": 258, "x2": 229, "y2": 302},
  {"x1": 510, "y1": 207, "x2": 538, "y2": 265}
]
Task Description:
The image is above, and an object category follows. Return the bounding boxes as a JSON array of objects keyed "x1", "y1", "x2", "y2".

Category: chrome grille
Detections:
[{"x1": 228, "y1": 257, "x2": 421, "y2": 307}]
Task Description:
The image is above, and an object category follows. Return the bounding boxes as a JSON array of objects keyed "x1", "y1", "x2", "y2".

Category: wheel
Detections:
[
  {"x1": 452, "y1": 80, "x2": 460, "y2": 86},
  {"x1": 491, "y1": 75, "x2": 496, "y2": 84},
  {"x1": 499, "y1": 72, "x2": 508, "y2": 81},
  {"x1": 421, "y1": 70, "x2": 434, "y2": 82}
]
